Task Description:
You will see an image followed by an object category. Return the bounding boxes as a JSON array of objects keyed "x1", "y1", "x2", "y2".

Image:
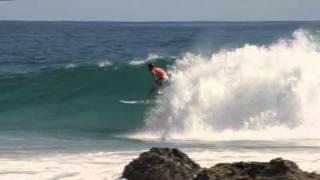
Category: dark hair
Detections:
[{"x1": 147, "y1": 63, "x2": 154, "y2": 69}]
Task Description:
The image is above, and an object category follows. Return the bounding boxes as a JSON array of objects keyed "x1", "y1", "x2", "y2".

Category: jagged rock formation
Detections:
[
  {"x1": 122, "y1": 147, "x2": 320, "y2": 180},
  {"x1": 195, "y1": 158, "x2": 320, "y2": 180},
  {"x1": 122, "y1": 147, "x2": 200, "y2": 180}
]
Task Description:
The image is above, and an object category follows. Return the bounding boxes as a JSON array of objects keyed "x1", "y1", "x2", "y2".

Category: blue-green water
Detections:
[
  {"x1": 0, "y1": 21, "x2": 320, "y2": 179},
  {"x1": 0, "y1": 21, "x2": 319, "y2": 133}
]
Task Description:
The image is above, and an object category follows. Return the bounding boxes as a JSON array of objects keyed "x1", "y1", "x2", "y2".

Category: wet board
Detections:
[
  {"x1": 119, "y1": 100, "x2": 156, "y2": 104},
  {"x1": 119, "y1": 100, "x2": 145, "y2": 104}
]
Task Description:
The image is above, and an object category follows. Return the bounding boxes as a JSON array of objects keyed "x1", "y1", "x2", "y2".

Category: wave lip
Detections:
[
  {"x1": 97, "y1": 60, "x2": 113, "y2": 67},
  {"x1": 129, "y1": 53, "x2": 162, "y2": 65}
]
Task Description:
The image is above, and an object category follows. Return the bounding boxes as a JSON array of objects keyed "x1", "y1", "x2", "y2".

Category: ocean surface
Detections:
[{"x1": 0, "y1": 21, "x2": 320, "y2": 179}]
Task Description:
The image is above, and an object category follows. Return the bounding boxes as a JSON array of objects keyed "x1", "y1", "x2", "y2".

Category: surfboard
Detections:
[
  {"x1": 119, "y1": 100, "x2": 145, "y2": 104},
  {"x1": 119, "y1": 100, "x2": 155, "y2": 104}
]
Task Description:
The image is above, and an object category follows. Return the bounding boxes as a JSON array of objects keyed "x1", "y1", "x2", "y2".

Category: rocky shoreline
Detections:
[{"x1": 121, "y1": 147, "x2": 320, "y2": 180}]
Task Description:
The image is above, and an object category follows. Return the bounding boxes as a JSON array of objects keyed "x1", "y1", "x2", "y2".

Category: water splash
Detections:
[{"x1": 133, "y1": 30, "x2": 320, "y2": 141}]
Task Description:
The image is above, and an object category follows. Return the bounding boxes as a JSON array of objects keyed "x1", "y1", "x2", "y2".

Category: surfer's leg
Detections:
[{"x1": 144, "y1": 83, "x2": 159, "y2": 102}]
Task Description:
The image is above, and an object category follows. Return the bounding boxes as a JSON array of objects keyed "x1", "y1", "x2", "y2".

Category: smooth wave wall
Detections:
[{"x1": 0, "y1": 58, "x2": 173, "y2": 133}]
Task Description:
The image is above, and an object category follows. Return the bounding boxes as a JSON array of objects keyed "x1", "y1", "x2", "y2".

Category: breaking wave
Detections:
[{"x1": 132, "y1": 30, "x2": 320, "y2": 141}]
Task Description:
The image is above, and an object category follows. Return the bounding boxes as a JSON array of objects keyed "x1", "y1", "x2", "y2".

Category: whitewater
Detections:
[
  {"x1": 132, "y1": 30, "x2": 320, "y2": 141},
  {"x1": 0, "y1": 21, "x2": 319, "y2": 179}
]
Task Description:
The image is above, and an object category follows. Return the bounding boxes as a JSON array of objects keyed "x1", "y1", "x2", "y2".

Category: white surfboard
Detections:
[
  {"x1": 119, "y1": 100, "x2": 145, "y2": 104},
  {"x1": 119, "y1": 100, "x2": 155, "y2": 104}
]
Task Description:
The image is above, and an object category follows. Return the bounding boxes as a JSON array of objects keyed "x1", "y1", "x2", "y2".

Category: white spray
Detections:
[{"x1": 133, "y1": 30, "x2": 320, "y2": 141}]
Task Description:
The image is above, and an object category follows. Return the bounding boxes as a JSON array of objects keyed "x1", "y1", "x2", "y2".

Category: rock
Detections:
[
  {"x1": 195, "y1": 158, "x2": 320, "y2": 180},
  {"x1": 121, "y1": 148, "x2": 320, "y2": 180},
  {"x1": 122, "y1": 147, "x2": 201, "y2": 180}
]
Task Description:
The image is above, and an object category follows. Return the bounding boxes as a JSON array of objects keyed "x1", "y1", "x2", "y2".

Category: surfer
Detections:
[{"x1": 144, "y1": 63, "x2": 169, "y2": 103}]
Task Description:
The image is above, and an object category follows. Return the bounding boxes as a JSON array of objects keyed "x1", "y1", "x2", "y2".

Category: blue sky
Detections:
[{"x1": 0, "y1": 0, "x2": 320, "y2": 21}]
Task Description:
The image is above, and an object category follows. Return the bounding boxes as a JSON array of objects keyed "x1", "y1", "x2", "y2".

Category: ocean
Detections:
[{"x1": 0, "y1": 21, "x2": 319, "y2": 179}]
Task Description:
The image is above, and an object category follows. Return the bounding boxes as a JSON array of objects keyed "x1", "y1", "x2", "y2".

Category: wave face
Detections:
[
  {"x1": 0, "y1": 59, "x2": 172, "y2": 133},
  {"x1": 133, "y1": 30, "x2": 320, "y2": 141}
]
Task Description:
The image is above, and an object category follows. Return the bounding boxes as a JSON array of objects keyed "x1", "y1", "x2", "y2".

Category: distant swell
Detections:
[{"x1": 130, "y1": 30, "x2": 320, "y2": 141}]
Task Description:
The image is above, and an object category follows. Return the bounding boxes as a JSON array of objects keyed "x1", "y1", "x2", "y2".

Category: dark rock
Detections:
[
  {"x1": 122, "y1": 147, "x2": 201, "y2": 180},
  {"x1": 121, "y1": 148, "x2": 320, "y2": 180},
  {"x1": 195, "y1": 158, "x2": 320, "y2": 180}
]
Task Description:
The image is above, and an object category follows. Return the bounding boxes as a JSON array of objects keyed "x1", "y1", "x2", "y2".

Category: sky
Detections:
[{"x1": 0, "y1": 0, "x2": 320, "y2": 21}]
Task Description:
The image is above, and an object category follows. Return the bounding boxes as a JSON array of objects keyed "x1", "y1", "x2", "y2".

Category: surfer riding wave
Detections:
[{"x1": 144, "y1": 63, "x2": 169, "y2": 103}]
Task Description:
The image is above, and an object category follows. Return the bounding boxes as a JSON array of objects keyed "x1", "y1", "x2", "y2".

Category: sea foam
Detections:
[
  {"x1": 129, "y1": 53, "x2": 161, "y2": 65},
  {"x1": 131, "y1": 30, "x2": 320, "y2": 141}
]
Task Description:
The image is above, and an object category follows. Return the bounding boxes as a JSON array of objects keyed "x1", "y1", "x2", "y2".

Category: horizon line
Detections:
[{"x1": 1, "y1": 19, "x2": 320, "y2": 23}]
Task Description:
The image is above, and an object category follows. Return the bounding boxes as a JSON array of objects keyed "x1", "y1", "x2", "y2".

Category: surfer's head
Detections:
[{"x1": 147, "y1": 63, "x2": 154, "y2": 70}]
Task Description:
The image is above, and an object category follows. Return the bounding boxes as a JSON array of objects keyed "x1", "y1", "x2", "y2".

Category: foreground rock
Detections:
[
  {"x1": 122, "y1": 147, "x2": 320, "y2": 180},
  {"x1": 122, "y1": 147, "x2": 201, "y2": 180},
  {"x1": 195, "y1": 158, "x2": 320, "y2": 180}
]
